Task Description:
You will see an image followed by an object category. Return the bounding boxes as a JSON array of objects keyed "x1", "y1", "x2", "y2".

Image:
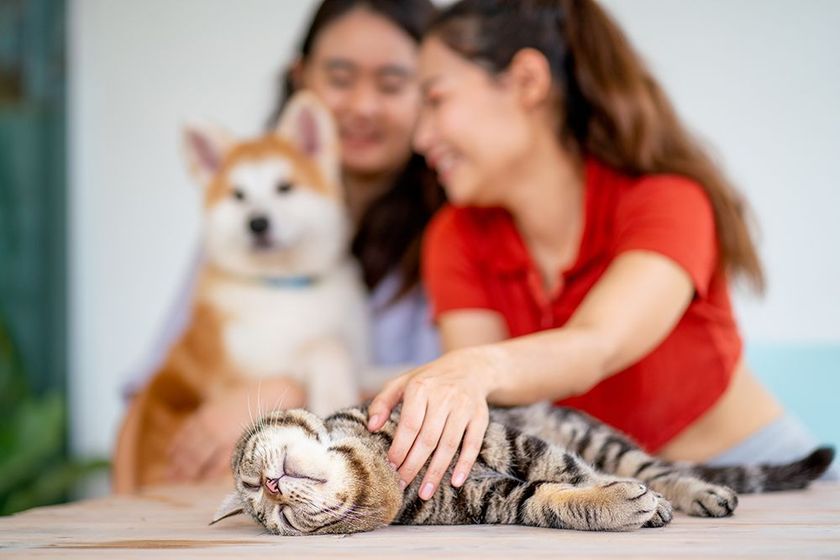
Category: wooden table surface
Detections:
[{"x1": 1, "y1": 482, "x2": 838, "y2": 559}]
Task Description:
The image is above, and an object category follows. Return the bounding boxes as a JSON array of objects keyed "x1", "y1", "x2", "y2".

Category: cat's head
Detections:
[
  {"x1": 183, "y1": 91, "x2": 348, "y2": 280},
  {"x1": 211, "y1": 409, "x2": 402, "y2": 535}
]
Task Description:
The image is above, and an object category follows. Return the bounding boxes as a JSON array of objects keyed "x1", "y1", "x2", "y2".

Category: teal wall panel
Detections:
[{"x1": 747, "y1": 344, "x2": 840, "y2": 449}]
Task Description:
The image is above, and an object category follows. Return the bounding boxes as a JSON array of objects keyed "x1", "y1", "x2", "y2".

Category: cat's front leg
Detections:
[
  {"x1": 470, "y1": 424, "x2": 670, "y2": 530},
  {"x1": 432, "y1": 476, "x2": 662, "y2": 531}
]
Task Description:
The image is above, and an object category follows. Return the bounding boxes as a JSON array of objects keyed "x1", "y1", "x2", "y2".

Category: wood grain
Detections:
[{"x1": 1, "y1": 482, "x2": 838, "y2": 559}]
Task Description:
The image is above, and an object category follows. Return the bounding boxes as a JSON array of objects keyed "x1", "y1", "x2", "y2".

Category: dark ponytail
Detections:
[{"x1": 429, "y1": 0, "x2": 765, "y2": 293}]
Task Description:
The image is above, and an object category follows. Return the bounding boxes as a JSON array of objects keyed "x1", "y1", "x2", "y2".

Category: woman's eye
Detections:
[
  {"x1": 326, "y1": 73, "x2": 353, "y2": 90},
  {"x1": 232, "y1": 188, "x2": 246, "y2": 201},
  {"x1": 424, "y1": 94, "x2": 442, "y2": 109},
  {"x1": 379, "y1": 79, "x2": 406, "y2": 96},
  {"x1": 241, "y1": 480, "x2": 260, "y2": 490},
  {"x1": 276, "y1": 182, "x2": 293, "y2": 195}
]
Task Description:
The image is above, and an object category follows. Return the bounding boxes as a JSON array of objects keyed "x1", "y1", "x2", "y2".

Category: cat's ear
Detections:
[
  {"x1": 275, "y1": 90, "x2": 340, "y2": 190},
  {"x1": 183, "y1": 122, "x2": 234, "y2": 185},
  {"x1": 209, "y1": 492, "x2": 245, "y2": 526}
]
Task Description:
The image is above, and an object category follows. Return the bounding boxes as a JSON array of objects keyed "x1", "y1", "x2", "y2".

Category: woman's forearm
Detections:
[{"x1": 482, "y1": 326, "x2": 614, "y2": 406}]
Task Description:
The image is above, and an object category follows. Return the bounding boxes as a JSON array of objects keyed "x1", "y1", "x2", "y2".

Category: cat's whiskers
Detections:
[
  {"x1": 293, "y1": 485, "x2": 379, "y2": 524},
  {"x1": 268, "y1": 385, "x2": 293, "y2": 416},
  {"x1": 256, "y1": 379, "x2": 264, "y2": 423}
]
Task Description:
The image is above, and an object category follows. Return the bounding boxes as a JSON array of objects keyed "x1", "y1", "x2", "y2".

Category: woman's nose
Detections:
[
  {"x1": 413, "y1": 112, "x2": 432, "y2": 155},
  {"x1": 347, "y1": 83, "x2": 379, "y2": 118}
]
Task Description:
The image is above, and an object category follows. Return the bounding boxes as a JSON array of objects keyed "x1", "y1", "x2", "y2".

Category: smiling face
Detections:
[
  {"x1": 300, "y1": 7, "x2": 422, "y2": 178},
  {"x1": 413, "y1": 37, "x2": 537, "y2": 206},
  {"x1": 217, "y1": 409, "x2": 398, "y2": 536},
  {"x1": 231, "y1": 411, "x2": 348, "y2": 536}
]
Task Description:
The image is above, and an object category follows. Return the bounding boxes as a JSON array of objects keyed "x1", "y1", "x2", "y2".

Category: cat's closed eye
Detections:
[
  {"x1": 284, "y1": 458, "x2": 327, "y2": 483},
  {"x1": 287, "y1": 470, "x2": 327, "y2": 484},
  {"x1": 241, "y1": 479, "x2": 260, "y2": 491}
]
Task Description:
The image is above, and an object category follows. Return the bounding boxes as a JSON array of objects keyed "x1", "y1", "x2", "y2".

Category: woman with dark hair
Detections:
[
  {"x1": 367, "y1": 0, "x2": 836, "y2": 501},
  {"x1": 119, "y1": 0, "x2": 444, "y2": 487},
  {"x1": 269, "y1": 0, "x2": 444, "y2": 375}
]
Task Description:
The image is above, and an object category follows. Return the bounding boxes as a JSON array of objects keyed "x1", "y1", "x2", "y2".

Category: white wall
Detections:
[
  {"x1": 68, "y1": 0, "x2": 319, "y2": 458},
  {"x1": 69, "y1": 0, "x2": 840, "y2": 460}
]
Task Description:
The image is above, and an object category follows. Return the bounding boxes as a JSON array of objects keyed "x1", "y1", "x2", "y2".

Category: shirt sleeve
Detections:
[
  {"x1": 613, "y1": 176, "x2": 718, "y2": 298},
  {"x1": 422, "y1": 206, "x2": 494, "y2": 319}
]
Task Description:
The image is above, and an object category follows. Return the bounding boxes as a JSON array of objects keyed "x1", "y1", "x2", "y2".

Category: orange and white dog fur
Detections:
[{"x1": 114, "y1": 92, "x2": 368, "y2": 492}]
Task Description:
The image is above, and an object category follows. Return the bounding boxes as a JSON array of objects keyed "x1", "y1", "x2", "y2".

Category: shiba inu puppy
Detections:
[{"x1": 114, "y1": 92, "x2": 368, "y2": 491}]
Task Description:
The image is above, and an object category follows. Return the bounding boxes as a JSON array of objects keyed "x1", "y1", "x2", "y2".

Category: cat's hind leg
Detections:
[
  {"x1": 515, "y1": 406, "x2": 738, "y2": 518},
  {"x1": 474, "y1": 423, "x2": 671, "y2": 530}
]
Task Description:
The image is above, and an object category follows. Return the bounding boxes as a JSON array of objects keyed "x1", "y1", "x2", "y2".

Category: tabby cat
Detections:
[{"x1": 211, "y1": 403, "x2": 834, "y2": 535}]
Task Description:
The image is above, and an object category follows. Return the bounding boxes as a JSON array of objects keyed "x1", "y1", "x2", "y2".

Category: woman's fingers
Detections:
[
  {"x1": 367, "y1": 374, "x2": 410, "y2": 431},
  {"x1": 395, "y1": 406, "x2": 451, "y2": 491},
  {"x1": 417, "y1": 411, "x2": 471, "y2": 499},
  {"x1": 386, "y1": 385, "x2": 428, "y2": 471},
  {"x1": 450, "y1": 409, "x2": 489, "y2": 488}
]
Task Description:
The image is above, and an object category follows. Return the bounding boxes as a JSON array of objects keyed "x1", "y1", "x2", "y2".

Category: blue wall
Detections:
[{"x1": 747, "y1": 344, "x2": 840, "y2": 449}]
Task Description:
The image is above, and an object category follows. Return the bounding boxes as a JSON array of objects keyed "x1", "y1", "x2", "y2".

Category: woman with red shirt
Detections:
[{"x1": 367, "y1": 0, "x2": 836, "y2": 500}]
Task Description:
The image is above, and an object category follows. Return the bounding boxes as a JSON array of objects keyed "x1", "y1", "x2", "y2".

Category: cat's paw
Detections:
[
  {"x1": 642, "y1": 492, "x2": 673, "y2": 528},
  {"x1": 686, "y1": 484, "x2": 738, "y2": 517},
  {"x1": 596, "y1": 480, "x2": 660, "y2": 531}
]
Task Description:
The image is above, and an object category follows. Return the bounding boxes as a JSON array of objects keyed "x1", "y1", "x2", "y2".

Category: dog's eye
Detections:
[
  {"x1": 276, "y1": 182, "x2": 293, "y2": 195},
  {"x1": 232, "y1": 188, "x2": 246, "y2": 201}
]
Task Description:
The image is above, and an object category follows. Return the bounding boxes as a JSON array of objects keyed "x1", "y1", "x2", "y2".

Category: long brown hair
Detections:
[
  {"x1": 429, "y1": 0, "x2": 765, "y2": 292},
  {"x1": 267, "y1": 0, "x2": 445, "y2": 300}
]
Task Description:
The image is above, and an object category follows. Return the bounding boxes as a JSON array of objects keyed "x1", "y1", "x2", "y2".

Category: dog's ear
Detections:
[
  {"x1": 209, "y1": 492, "x2": 245, "y2": 526},
  {"x1": 183, "y1": 123, "x2": 234, "y2": 185},
  {"x1": 275, "y1": 91, "x2": 340, "y2": 190}
]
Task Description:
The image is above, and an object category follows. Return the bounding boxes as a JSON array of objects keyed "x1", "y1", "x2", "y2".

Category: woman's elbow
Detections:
[{"x1": 566, "y1": 328, "x2": 620, "y2": 397}]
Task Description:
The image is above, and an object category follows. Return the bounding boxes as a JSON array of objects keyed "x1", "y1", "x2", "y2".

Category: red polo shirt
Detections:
[{"x1": 422, "y1": 158, "x2": 742, "y2": 452}]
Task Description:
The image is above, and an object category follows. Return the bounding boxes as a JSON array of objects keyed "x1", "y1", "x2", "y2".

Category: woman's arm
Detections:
[
  {"x1": 367, "y1": 250, "x2": 695, "y2": 499},
  {"x1": 438, "y1": 308, "x2": 509, "y2": 351},
  {"x1": 489, "y1": 250, "x2": 694, "y2": 404}
]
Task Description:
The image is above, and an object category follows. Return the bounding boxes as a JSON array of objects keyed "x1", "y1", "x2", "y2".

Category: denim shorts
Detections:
[{"x1": 706, "y1": 413, "x2": 838, "y2": 480}]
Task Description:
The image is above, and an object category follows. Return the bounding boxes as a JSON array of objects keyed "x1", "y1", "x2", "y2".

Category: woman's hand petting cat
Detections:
[
  {"x1": 168, "y1": 376, "x2": 306, "y2": 482},
  {"x1": 367, "y1": 345, "x2": 509, "y2": 500}
]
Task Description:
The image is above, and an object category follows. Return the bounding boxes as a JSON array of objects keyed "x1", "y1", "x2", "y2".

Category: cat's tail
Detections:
[{"x1": 690, "y1": 446, "x2": 835, "y2": 493}]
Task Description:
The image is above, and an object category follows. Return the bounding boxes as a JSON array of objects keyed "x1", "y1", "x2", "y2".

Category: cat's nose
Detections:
[{"x1": 265, "y1": 477, "x2": 281, "y2": 495}]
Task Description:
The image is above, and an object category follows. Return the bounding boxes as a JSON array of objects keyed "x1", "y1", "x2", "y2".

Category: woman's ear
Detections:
[
  {"x1": 290, "y1": 58, "x2": 305, "y2": 91},
  {"x1": 507, "y1": 48, "x2": 554, "y2": 110}
]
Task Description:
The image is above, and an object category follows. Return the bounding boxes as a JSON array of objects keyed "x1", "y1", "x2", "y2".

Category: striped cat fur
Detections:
[{"x1": 211, "y1": 402, "x2": 834, "y2": 535}]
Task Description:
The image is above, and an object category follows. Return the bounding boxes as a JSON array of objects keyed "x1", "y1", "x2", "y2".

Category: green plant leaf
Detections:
[
  {"x1": 0, "y1": 393, "x2": 64, "y2": 496},
  {"x1": 2, "y1": 458, "x2": 110, "y2": 515}
]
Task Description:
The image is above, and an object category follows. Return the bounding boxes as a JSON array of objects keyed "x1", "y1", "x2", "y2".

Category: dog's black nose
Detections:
[{"x1": 249, "y1": 216, "x2": 270, "y2": 234}]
